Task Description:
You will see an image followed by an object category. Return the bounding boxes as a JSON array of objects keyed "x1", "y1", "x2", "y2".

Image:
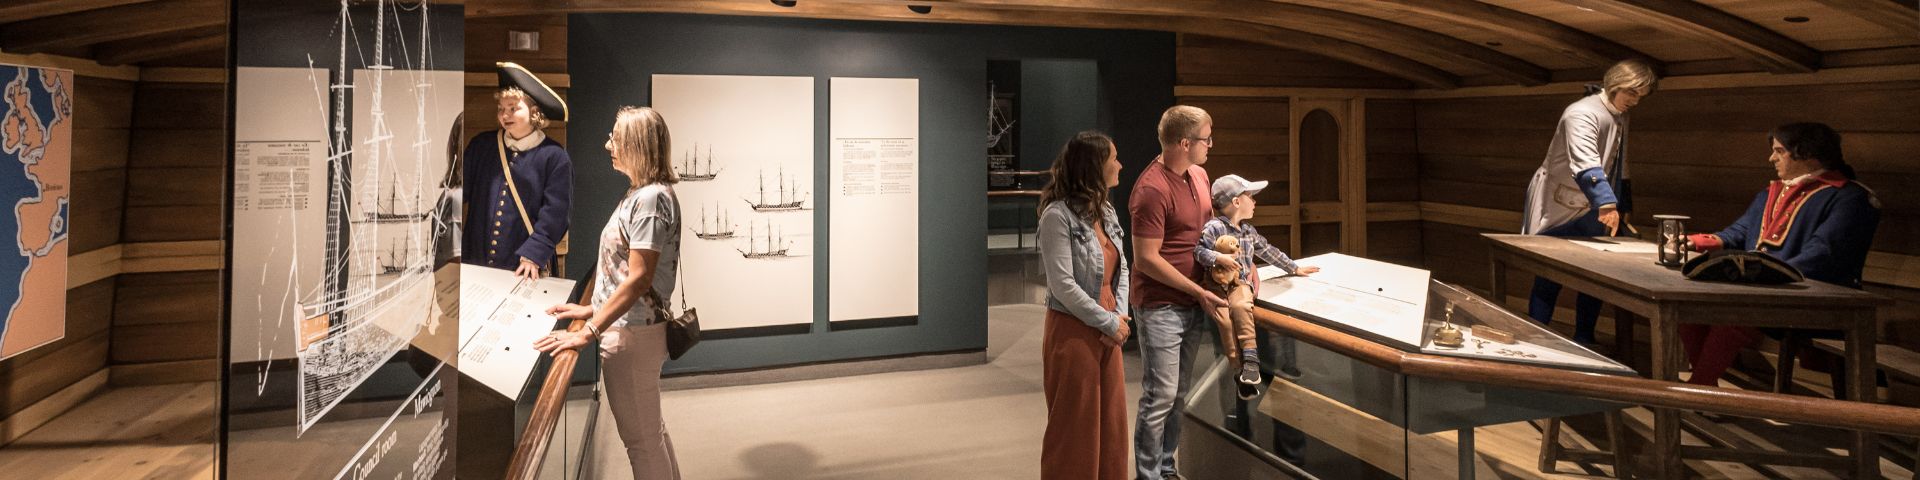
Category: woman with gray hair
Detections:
[{"x1": 1521, "y1": 59, "x2": 1657, "y2": 344}]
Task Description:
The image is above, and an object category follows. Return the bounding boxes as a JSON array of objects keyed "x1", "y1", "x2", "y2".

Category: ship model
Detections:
[
  {"x1": 676, "y1": 143, "x2": 721, "y2": 181},
  {"x1": 988, "y1": 81, "x2": 1015, "y2": 149},
  {"x1": 691, "y1": 202, "x2": 736, "y2": 240},
  {"x1": 742, "y1": 166, "x2": 809, "y2": 212},
  {"x1": 735, "y1": 219, "x2": 792, "y2": 259}
]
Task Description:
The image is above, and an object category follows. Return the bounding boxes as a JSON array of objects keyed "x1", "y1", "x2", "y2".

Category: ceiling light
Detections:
[
  {"x1": 909, "y1": 5, "x2": 932, "y2": 14},
  {"x1": 771, "y1": 0, "x2": 796, "y2": 7}
]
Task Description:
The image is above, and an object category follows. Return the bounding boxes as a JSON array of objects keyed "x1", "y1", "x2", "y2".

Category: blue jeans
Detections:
[
  {"x1": 1134, "y1": 304, "x2": 1205, "y2": 479},
  {"x1": 1528, "y1": 210, "x2": 1607, "y2": 342}
]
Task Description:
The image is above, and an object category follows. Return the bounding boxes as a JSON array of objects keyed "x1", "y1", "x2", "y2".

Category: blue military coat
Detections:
[
  {"x1": 1691, "y1": 171, "x2": 1880, "y2": 289},
  {"x1": 462, "y1": 131, "x2": 573, "y2": 270}
]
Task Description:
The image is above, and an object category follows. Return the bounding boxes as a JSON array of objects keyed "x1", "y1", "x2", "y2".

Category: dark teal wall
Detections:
[
  {"x1": 567, "y1": 13, "x2": 1173, "y2": 374},
  {"x1": 1017, "y1": 59, "x2": 1102, "y2": 173}
]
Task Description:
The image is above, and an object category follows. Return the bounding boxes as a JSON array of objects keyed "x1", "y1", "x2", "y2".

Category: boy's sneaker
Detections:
[{"x1": 1237, "y1": 359, "x2": 1262, "y2": 400}]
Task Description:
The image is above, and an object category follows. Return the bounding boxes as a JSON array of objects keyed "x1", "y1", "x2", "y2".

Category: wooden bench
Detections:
[{"x1": 1810, "y1": 339, "x2": 1920, "y2": 469}]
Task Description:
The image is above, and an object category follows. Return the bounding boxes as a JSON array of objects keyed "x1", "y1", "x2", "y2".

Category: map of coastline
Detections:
[{"x1": 0, "y1": 64, "x2": 72, "y2": 360}]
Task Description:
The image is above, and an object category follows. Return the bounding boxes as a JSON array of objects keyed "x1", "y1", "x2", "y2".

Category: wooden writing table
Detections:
[{"x1": 1483, "y1": 234, "x2": 1892, "y2": 478}]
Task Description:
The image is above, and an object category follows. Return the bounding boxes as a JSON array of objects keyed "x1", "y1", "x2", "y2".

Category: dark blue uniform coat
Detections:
[
  {"x1": 1692, "y1": 171, "x2": 1880, "y2": 289},
  {"x1": 462, "y1": 131, "x2": 572, "y2": 270}
]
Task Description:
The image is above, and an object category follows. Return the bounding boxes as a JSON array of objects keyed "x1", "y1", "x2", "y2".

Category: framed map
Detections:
[{"x1": 0, "y1": 63, "x2": 72, "y2": 361}]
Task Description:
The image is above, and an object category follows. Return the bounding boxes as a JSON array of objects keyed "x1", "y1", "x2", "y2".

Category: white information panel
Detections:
[
  {"x1": 828, "y1": 77, "x2": 919, "y2": 322},
  {"x1": 652, "y1": 74, "x2": 815, "y2": 331},
  {"x1": 458, "y1": 264, "x2": 575, "y2": 397},
  {"x1": 1258, "y1": 253, "x2": 1431, "y2": 348},
  {"x1": 230, "y1": 67, "x2": 331, "y2": 364}
]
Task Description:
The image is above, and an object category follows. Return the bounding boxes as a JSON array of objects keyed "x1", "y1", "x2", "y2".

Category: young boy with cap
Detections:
[{"x1": 1196, "y1": 174, "x2": 1319, "y2": 399}]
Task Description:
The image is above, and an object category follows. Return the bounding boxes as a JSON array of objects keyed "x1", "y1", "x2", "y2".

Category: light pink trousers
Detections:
[{"x1": 601, "y1": 322, "x2": 681, "y2": 479}]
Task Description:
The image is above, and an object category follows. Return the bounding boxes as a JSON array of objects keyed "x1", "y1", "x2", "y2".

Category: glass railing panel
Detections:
[{"x1": 1181, "y1": 322, "x2": 1410, "y2": 479}]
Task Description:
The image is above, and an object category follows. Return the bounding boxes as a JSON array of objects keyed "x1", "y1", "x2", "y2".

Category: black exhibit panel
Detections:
[
  {"x1": 568, "y1": 14, "x2": 1172, "y2": 374},
  {"x1": 224, "y1": 1, "x2": 462, "y2": 479}
]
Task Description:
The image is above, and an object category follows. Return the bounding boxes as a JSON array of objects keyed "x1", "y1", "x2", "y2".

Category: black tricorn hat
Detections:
[
  {"x1": 496, "y1": 61, "x2": 567, "y2": 122},
  {"x1": 1682, "y1": 249, "x2": 1803, "y2": 284}
]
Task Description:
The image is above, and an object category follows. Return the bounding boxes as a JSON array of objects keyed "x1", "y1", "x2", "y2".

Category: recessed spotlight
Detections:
[
  {"x1": 909, "y1": 5, "x2": 932, "y2": 14},
  {"x1": 1783, "y1": 16, "x2": 1810, "y2": 23},
  {"x1": 771, "y1": 0, "x2": 796, "y2": 7}
]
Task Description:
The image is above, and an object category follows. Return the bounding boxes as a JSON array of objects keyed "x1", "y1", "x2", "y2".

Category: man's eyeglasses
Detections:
[{"x1": 1187, "y1": 136, "x2": 1214, "y2": 147}]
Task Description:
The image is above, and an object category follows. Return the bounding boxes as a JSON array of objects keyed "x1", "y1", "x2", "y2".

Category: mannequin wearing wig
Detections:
[{"x1": 1679, "y1": 122, "x2": 1880, "y2": 387}]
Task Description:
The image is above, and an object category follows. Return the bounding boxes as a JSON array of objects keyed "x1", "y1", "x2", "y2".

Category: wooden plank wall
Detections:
[
  {"x1": 111, "y1": 79, "x2": 226, "y2": 381},
  {"x1": 1175, "y1": 35, "x2": 1423, "y2": 266},
  {"x1": 0, "y1": 76, "x2": 130, "y2": 422},
  {"x1": 1367, "y1": 98, "x2": 1421, "y2": 267},
  {"x1": 464, "y1": 14, "x2": 568, "y2": 146},
  {"x1": 1414, "y1": 81, "x2": 1920, "y2": 350}
]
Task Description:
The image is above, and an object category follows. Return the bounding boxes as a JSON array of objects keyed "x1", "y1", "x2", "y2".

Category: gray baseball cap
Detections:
[{"x1": 1211, "y1": 174, "x2": 1268, "y2": 206}]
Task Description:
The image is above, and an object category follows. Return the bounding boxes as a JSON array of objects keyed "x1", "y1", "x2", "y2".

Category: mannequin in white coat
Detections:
[{"x1": 1522, "y1": 60, "x2": 1657, "y2": 344}]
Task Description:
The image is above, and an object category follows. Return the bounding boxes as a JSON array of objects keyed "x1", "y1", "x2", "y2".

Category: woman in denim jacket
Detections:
[{"x1": 1035, "y1": 131, "x2": 1132, "y2": 480}]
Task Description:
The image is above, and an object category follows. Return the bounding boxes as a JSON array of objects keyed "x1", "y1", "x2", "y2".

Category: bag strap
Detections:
[{"x1": 497, "y1": 131, "x2": 537, "y2": 236}]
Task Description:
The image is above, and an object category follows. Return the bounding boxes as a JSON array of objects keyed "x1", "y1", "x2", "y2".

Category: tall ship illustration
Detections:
[
  {"x1": 691, "y1": 202, "x2": 736, "y2": 240},
  {"x1": 676, "y1": 143, "x2": 721, "y2": 181},
  {"x1": 357, "y1": 169, "x2": 428, "y2": 223},
  {"x1": 282, "y1": 0, "x2": 443, "y2": 434},
  {"x1": 736, "y1": 219, "x2": 793, "y2": 259},
  {"x1": 743, "y1": 166, "x2": 809, "y2": 212}
]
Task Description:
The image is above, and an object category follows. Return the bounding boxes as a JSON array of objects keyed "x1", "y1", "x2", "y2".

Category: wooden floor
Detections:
[
  {"x1": 0, "y1": 343, "x2": 1910, "y2": 479},
  {"x1": 0, "y1": 382, "x2": 214, "y2": 480}
]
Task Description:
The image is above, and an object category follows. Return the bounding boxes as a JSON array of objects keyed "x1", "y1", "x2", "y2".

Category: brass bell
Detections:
[{"x1": 1433, "y1": 302, "x2": 1465, "y2": 348}]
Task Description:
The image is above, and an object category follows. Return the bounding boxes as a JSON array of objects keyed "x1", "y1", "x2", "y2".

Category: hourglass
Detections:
[{"x1": 1654, "y1": 214, "x2": 1691, "y2": 267}]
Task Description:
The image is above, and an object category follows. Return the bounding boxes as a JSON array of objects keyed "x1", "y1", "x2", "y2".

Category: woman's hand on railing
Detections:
[{"x1": 533, "y1": 329, "x2": 593, "y2": 355}]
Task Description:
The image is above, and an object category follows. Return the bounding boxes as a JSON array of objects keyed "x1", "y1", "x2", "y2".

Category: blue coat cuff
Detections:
[{"x1": 1575, "y1": 166, "x2": 1617, "y2": 210}]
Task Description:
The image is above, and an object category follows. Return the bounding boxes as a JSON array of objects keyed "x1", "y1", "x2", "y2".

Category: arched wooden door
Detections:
[{"x1": 1288, "y1": 98, "x2": 1367, "y2": 257}]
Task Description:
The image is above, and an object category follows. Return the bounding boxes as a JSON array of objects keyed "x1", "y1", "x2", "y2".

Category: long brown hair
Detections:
[
  {"x1": 606, "y1": 106, "x2": 678, "y2": 191},
  {"x1": 1038, "y1": 131, "x2": 1115, "y2": 224}
]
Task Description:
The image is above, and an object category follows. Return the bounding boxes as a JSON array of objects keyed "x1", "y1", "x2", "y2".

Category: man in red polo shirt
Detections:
[{"x1": 1130, "y1": 105, "x2": 1229, "y2": 480}]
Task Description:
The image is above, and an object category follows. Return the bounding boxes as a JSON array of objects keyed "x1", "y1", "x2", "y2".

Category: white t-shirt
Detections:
[{"x1": 593, "y1": 184, "x2": 681, "y2": 327}]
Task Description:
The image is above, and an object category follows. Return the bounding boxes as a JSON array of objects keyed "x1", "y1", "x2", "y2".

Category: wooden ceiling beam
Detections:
[
  {"x1": 1553, "y1": 0, "x2": 1821, "y2": 73},
  {"x1": 0, "y1": 0, "x2": 223, "y2": 54},
  {"x1": 828, "y1": 0, "x2": 1546, "y2": 85},
  {"x1": 467, "y1": 0, "x2": 1460, "y2": 88},
  {"x1": 1273, "y1": 0, "x2": 1657, "y2": 68},
  {"x1": 1804, "y1": 0, "x2": 1920, "y2": 38},
  {"x1": 95, "y1": 33, "x2": 225, "y2": 66},
  {"x1": 0, "y1": 0, "x2": 158, "y2": 25}
]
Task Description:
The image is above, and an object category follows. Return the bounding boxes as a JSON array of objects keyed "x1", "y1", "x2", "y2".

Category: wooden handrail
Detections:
[
  {"x1": 989, "y1": 170, "x2": 1050, "y2": 177},
  {"x1": 987, "y1": 190, "x2": 1042, "y2": 198},
  {"x1": 1253, "y1": 308, "x2": 1920, "y2": 437},
  {"x1": 504, "y1": 319, "x2": 588, "y2": 480}
]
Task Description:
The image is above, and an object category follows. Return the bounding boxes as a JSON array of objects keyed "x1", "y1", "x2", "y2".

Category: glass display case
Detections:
[
  {"x1": 1178, "y1": 254, "x2": 1633, "y2": 479},
  {"x1": 1417, "y1": 281, "x2": 1631, "y2": 375}
]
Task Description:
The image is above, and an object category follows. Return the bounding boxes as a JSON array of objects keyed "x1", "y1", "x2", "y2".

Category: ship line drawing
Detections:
[
  {"x1": 356, "y1": 169, "x2": 428, "y2": 223},
  {"x1": 988, "y1": 82, "x2": 1015, "y2": 149},
  {"x1": 676, "y1": 143, "x2": 721, "y2": 181},
  {"x1": 742, "y1": 166, "x2": 809, "y2": 212},
  {"x1": 735, "y1": 219, "x2": 793, "y2": 259},
  {"x1": 272, "y1": 0, "x2": 444, "y2": 435},
  {"x1": 691, "y1": 202, "x2": 736, "y2": 240}
]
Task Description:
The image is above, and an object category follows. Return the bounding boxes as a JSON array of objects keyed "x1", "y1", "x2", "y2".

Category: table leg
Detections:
[
  {"x1": 1649, "y1": 309, "x2": 1683, "y2": 478},
  {"x1": 1460, "y1": 427, "x2": 1476, "y2": 480},
  {"x1": 1606, "y1": 410, "x2": 1634, "y2": 479},
  {"x1": 1490, "y1": 257, "x2": 1508, "y2": 308},
  {"x1": 1613, "y1": 306, "x2": 1639, "y2": 374},
  {"x1": 1848, "y1": 316, "x2": 1880, "y2": 478}
]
